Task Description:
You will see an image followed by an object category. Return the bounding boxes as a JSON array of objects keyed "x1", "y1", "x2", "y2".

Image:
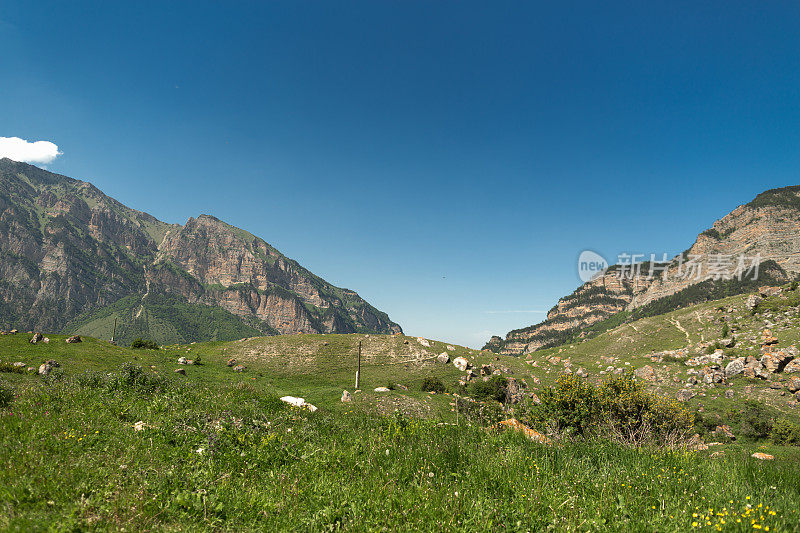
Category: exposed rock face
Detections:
[
  {"x1": 0, "y1": 159, "x2": 401, "y2": 339},
  {"x1": 489, "y1": 186, "x2": 800, "y2": 355}
]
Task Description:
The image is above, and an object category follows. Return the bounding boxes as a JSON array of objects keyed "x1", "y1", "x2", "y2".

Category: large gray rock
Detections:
[
  {"x1": 745, "y1": 294, "x2": 761, "y2": 311},
  {"x1": 38, "y1": 359, "x2": 59, "y2": 375},
  {"x1": 453, "y1": 357, "x2": 470, "y2": 372},
  {"x1": 436, "y1": 352, "x2": 450, "y2": 364},
  {"x1": 788, "y1": 377, "x2": 800, "y2": 394},
  {"x1": 725, "y1": 357, "x2": 746, "y2": 378}
]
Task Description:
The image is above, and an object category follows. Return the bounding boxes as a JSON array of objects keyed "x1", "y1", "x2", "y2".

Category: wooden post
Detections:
[
  {"x1": 355, "y1": 340, "x2": 362, "y2": 389},
  {"x1": 112, "y1": 318, "x2": 117, "y2": 344}
]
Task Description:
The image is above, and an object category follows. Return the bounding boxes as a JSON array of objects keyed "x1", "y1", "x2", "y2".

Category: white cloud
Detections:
[{"x1": 0, "y1": 136, "x2": 62, "y2": 165}]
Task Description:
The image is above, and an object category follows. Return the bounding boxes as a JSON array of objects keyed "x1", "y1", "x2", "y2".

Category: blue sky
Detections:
[{"x1": 1, "y1": 1, "x2": 799, "y2": 347}]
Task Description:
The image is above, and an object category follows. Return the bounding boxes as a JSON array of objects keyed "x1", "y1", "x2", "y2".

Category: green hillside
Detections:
[{"x1": 63, "y1": 293, "x2": 276, "y2": 346}]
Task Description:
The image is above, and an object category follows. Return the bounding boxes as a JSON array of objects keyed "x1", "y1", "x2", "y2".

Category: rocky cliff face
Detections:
[
  {"x1": 490, "y1": 186, "x2": 800, "y2": 355},
  {"x1": 0, "y1": 158, "x2": 402, "y2": 339}
]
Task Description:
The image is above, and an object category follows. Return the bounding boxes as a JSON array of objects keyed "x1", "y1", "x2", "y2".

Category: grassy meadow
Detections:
[{"x1": 1, "y1": 330, "x2": 799, "y2": 531}]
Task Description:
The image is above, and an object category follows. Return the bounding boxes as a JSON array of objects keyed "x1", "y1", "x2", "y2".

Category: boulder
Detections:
[
  {"x1": 436, "y1": 352, "x2": 450, "y2": 364},
  {"x1": 174, "y1": 368, "x2": 186, "y2": 375},
  {"x1": 374, "y1": 387, "x2": 391, "y2": 392},
  {"x1": 686, "y1": 352, "x2": 724, "y2": 367},
  {"x1": 496, "y1": 419, "x2": 550, "y2": 444},
  {"x1": 725, "y1": 357, "x2": 746, "y2": 378},
  {"x1": 504, "y1": 378, "x2": 526, "y2": 404},
  {"x1": 416, "y1": 337, "x2": 430, "y2": 347},
  {"x1": 233, "y1": 365, "x2": 246, "y2": 372},
  {"x1": 341, "y1": 390, "x2": 352, "y2": 402},
  {"x1": 759, "y1": 286, "x2": 782, "y2": 298},
  {"x1": 447, "y1": 345, "x2": 455, "y2": 351},
  {"x1": 784, "y1": 359, "x2": 800, "y2": 374},
  {"x1": 721, "y1": 337, "x2": 736, "y2": 348},
  {"x1": 226, "y1": 358, "x2": 237, "y2": 367},
  {"x1": 42, "y1": 337, "x2": 50, "y2": 344},
  {"x1": 787, "y1": 377, "x2": 800, "y2": 394},
  {"x1": 575, "y1": 367, "x2": 589, "y2": 378},
  {"x1": 751, "y1": 452, "x2": 774, "y2": 460},
  {"x1": 453, "y1": 357, "x2": 470, "y2": 372},
  {"x1": 38, "y1": 360, "x2": 59, "y2": 375},
  {"x1": 712, "y1": 425, "x2": 735, "y2": 441},
  {"x1": 745, "y1": 294, "x2": 761, "y2": 311},
  {"x1": 480, "y1": 364, "x2": 493, "y2": 376},
  {"x1": 29, "y1": 333, "x2": 43, "y2": 344},
  {"x1": 634, "y1": 365, "x2": 658, "y2": 382},
  {"x1": 761, "y1": 329, "x2": 779, "y2": 346},
  {"x1": 280, "y1": 396, "x2": 317, "y2": 412},
  {"x1": 724, "y1": 389, "x2": 735, "y2": 399},
  {"x1": 65, "y1": 335, "x2": 82, "y2": 344},
  {"x1": 761, "y1": 350, "x2": 793, "y2": 373}
]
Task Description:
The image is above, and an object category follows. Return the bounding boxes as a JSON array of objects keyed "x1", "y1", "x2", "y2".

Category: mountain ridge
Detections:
[
  {"x1": 0, "y1": 158, "x2": 401, "y2": 343},
  {"x1": 488, "y1": 185, "x2": 800, "y2": 355}
]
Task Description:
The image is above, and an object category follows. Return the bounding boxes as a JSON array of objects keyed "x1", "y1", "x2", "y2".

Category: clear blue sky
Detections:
[{"x1": 2, "y1": 1, "x2": 799, "y2": 347}]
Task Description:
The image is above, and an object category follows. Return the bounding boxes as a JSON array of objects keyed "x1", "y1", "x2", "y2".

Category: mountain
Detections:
[
  {"x1": 488, "y1": 185, "x2": 800, "y2": 355},
  {"x1": 0, "y1": 158, "x2": 402, "y2": 344}
]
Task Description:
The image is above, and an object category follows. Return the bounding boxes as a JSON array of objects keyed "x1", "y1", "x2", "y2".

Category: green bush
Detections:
[
  {"x1": 420, "y1": 376, "x2": 445, "y2": 393},
  {"x1": 734, "y1": 400, "x2": 773, "y2": 441},
  {"x1": 468, "y1": 376, "x2": 507, "y2": 403},
  {"x1": 131, "y1": 338, "x2": 160, "y2": 350},
  {"x1": 721, "y1": 323, "x2": 729, "y2": 338},
  {"x1": 771, "y1": 419, "x2": 800, "y2": 446},
  {"x1": 521, "y1": 372, "x2": 694, "y2": 443}
]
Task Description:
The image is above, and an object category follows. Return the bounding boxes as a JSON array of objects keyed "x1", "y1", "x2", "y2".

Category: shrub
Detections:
[
  {"x1": 522, "y1": 374, "x2": 599, "y2": 437},
  {"x1": 791, "y1": 281, "x2": 799, "y2": 291},
  {"x1": 468, "y1": 376, "x2": 507, "y2": 403},
  {"x1": 721, "y1": 323, "x2": 729, "y2": 338},
  {"x1": 520, "y1": 372, "x2": 694, "y2": 444},
  {"x1": 0, "y1": 379, "x2": 12, "y2": 407},
  {"x1": 131, "y1": 338, "x2": 160, "y2": 350},
  {"x1": 420, "y1": 376, "x2": 446, "y2": 393},
  {"x1": 455, "y1": 395, "x2": 504, "y2": 425},
  {"x1": 106, "y1": 362, "x2": 168, "y2": 394},
  {"x1": 735, "y1": 400, "x2": 773, "y2": 440},
  {"x1": 771, "y1": 419, "x2": 800, "y2": 445}
]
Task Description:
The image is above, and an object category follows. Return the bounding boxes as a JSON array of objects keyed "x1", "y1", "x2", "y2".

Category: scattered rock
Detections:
[
  {"x1": 453, "y1": 357, "x2": 470, "y2": 372},
  {"x1": 341, "y1": 390, "x2": 352, "y2": 402},
  {"x1": 677, "y1": 389, "x2": 697, "y2": 402},
  {"x1": 759, "y1": 286, "x2": 783, "y2": 298},
  {"x1": 416, "y1": 337, "x2": 430, "y2": 347},
  {"x1": 174, "y1": 368, "x2": 186, "y2": 375},
  {"x1": 133, "y1": 421, "x2": 146, "y2": 432},
  {"x1": 686, "y1": 352, "x2": 724, "y2": 367},
  {"x1": 496, "y1": 419, "x2": 550, "y2": 444},
  {"x1": 280, "y1": 396, "x2": 317, "y2": 412},
  {"x1": 687, "y1": 433, "x2": 708, "y2": 451},
  {"x1": 232, "y1": 365, "x2": 246, "y2": 372},
  {"x1": 65, "y1": 335, "x2": 82, "y2": 344},
  {"x1": 725, "y1": 357, "x2": 746, "y2": 378},
  {"x1": 177, "y1": 357, "x2": 188, "y2": 365},
  {"x1": 634, "y1": 365, "x2": 658, "y2": 382},
  {"x1": 745, "y1": 294, "x2": 761, "y2": 311},
  {"x1": 437, "y1": 352, "x2": 450, "y2": 364},
  {"x1": 787, "y1": 377, "x2": 800, "y2": 394},
  {"x1": 784, "y1": 359, "x2": 800, "y2": 373},
  {"x1": 575, "y1": 367, "x2": 588, "y2": 378},
  {"x1": 29, "y1": 333, "x2": 43, "y2": 344},
  {"x1": 724, "y1": 389, "x2": 735, "y2": 399},
  {"x1": 447, "y1": 345, "x2": 455, "y2": 351},
  {"x1": 751, "y1": 452, "x2": 774, "y2": 460},
  {"x1": 38, "y1": 360, "x2": 59, "y2": 375},
  {"x1": 480, "y1": 364, "x2": 493, "y2": 376},
  {"x1": 374, "y1": 387, "x2": 391, "y2": 392},
  {"x1": 712, "y1": 425, "x2": 735, "y2": 441},
  {"x1": 770, "y1": 381, "x2": 783, "y2": 390},
  {"x1": 761, "y1": 350, "x2": 793, "y2": 373},
  {"x1": 226, "y1": 358, "x2": 237, "y2": 367}
]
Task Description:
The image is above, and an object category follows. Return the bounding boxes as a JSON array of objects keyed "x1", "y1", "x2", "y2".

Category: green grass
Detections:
[
  {"x1": 2, "y1": 366, "x2": 800, "y2": 531},
  {"x1": 3, "y1": 314, "x2": 800, "y2": 530}
]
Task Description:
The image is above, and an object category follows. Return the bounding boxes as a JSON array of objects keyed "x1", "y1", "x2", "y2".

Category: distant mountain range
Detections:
[
  {"x1": 486, "y1": 185, "x2": 800, "y2": 355},
  {"x1": 0, "y1": 158, "x2": 402, "y2": 345}
]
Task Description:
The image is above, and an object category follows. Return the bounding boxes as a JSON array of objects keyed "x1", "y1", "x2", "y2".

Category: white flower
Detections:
[
  {"x1": 385, "y1": 449, "x2": 390, "y2": 456},
  {"x1": 196, "y1": 447, "x2": 204, "y2": 455}
]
